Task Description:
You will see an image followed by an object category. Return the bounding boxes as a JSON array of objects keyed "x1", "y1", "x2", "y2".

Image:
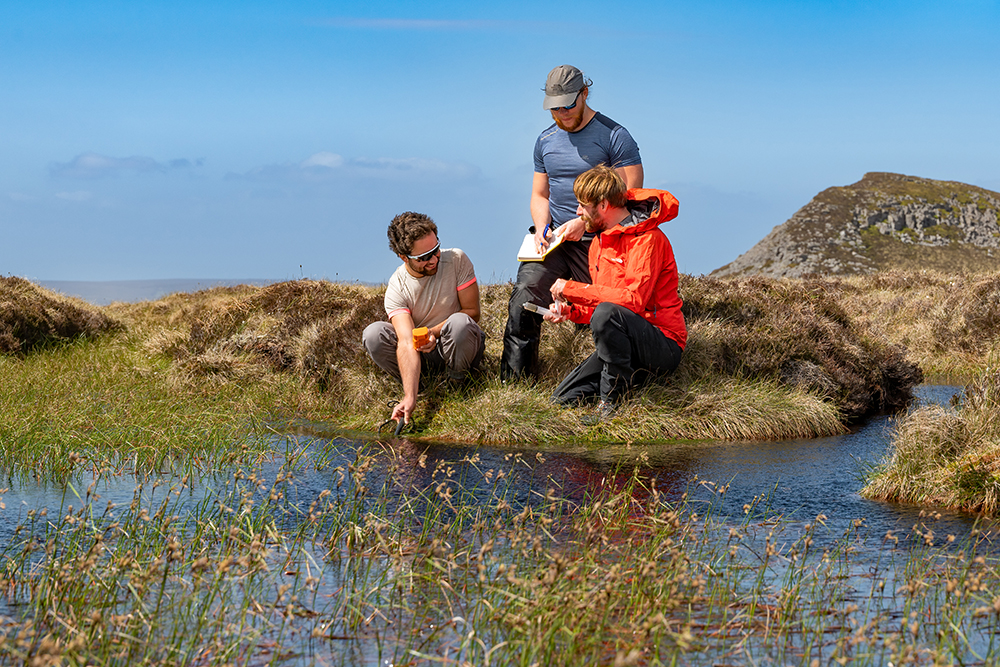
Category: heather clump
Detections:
[
  {"x1": 679, "y1": 274, "x2": 922, "y2": 420},
  {"x1": 0, "y1": 272, "x2": 933, "y2": 453},
  {"x1": 0, "y1": 277, "x2": 121, "y2": 354},
  {"x1": 144, "y1": 279, "x2": 386, "y2": 392}
]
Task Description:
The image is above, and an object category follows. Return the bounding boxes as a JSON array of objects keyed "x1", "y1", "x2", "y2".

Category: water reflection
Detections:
[
  {"x1": 0, "y1": 385, "x2": 988, "y2": 553},
  {"x1": 3, "y1": 383, "x2": 998, "y2": 664}
]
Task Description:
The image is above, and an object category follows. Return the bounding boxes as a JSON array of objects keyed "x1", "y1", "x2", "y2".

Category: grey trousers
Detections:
[{"x1": 362, "y1": 313, "x2": 486, "y2": 382}]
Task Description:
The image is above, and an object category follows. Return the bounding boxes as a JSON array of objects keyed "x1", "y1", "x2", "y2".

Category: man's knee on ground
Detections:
[
  {"x1": 590, "y1": 302, "x2": 625, "y2": 338},
  {"x1": 440, "y1": 313, "x2": 485, "y2": 376},
  {"x1": 442, "y1": 312, "x2": 477, "y2": 338},
  {"x1": 362, "y1": 321, "x2": 395, "y2": 357}
]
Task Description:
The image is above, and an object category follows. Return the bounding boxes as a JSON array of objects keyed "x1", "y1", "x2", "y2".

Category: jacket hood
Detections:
[{"x1": 607, "y1": 188, "x2": 679, "y2": 236}]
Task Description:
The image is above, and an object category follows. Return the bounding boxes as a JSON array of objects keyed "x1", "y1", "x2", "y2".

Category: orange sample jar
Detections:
[{"x1": 412, "y1": 327, "x2": 430, "y2": 349}]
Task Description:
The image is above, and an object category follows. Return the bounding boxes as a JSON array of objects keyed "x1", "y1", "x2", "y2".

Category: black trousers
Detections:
[
  {"x1": 501, "y1": 239, "x2": 591, "y2": 379},
  {"x1": 553, "y1": 302, "x2": 682, "y2": 404}
]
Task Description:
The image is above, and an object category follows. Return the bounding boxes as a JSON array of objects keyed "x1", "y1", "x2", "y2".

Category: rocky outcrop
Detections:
[{"x1": 712, "y1": 173, "x2": 1000, "y2": 278}]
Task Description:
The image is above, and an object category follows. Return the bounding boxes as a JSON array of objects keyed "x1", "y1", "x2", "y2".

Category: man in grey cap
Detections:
[{"x1": 501, "y1": 64, "x2": 644, "y2": 381}]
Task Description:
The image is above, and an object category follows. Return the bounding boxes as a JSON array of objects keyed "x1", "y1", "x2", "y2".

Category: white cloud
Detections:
[
  {"x1": 55, "y1": 190, "x2": 93, "y2": 201},
  {"x1": 49, "y1": 152, "x2": 203, "y2": 179},
  {"x1": 228, "y1": 152, "x2": 480, "y2": 184},
  {"x1": 7, "y1": 192, "x2": 35, "y2": 202},
  {"x1": 300, "y1": 152, "x2": 344, "y2": 168},
  {"x1": 307, "y1": 16, "x2": 624, "y2": 37},
  {"x1": 347, "y1": 156, "x2": 478, "y2": 178}
]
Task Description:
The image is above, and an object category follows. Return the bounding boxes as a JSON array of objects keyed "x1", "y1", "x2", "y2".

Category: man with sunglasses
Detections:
[
  {"x1": 363, "y1": 211, "x2": 485, "y2": 426},
  {"x1": 501, "y1": 64, "x2": 644, "y2": 381}
]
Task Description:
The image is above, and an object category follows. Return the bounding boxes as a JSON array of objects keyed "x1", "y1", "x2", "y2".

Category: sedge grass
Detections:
[{"x1": 3, "y1": 442, "x2": 1000, "y2": 665}]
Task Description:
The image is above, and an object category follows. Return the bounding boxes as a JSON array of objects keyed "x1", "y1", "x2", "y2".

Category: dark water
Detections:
[
  {"x1": 1, "y1": 383, "x2": 992, "y2": 665},
  {"x1": 257, "y1": 383, "x2": 986, "y2": 564},
  {"x1": 636, "y1": 384, "x2": 985, "y2": 544},
  {"x1": 345, "y1": 385, "x2": 982, "y2": 542},
  {"x1": 0, "y1": 385, "x2": 981, "y2": 548}
]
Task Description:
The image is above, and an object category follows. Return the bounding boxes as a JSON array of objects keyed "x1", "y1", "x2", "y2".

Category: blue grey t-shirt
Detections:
[{"x1": 533, "y1": 112, "x2": 642, "y2": 230}]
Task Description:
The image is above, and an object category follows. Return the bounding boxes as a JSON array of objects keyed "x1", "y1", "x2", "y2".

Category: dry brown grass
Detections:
[
  {"x1": 0, "y1": 277, "x2": 121, "y2": 354},
  {"x1": 863, "y1": 364, "x2": 1000, "y2": 513},
  {"x1": 128, "y1": 280, "x2": 386, "y2": 391},
  {"x1": 801, "y1": 270, "x2": 1000, "y2": 379},
  {"x1": 3, "y1": 274, "x2": 931, "y2": 444},
  {"x1": 104, "y1": 276, "x2": 917, "y2": 443}
]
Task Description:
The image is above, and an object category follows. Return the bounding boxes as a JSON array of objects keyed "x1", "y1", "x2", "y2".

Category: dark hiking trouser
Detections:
[
  {"x1": 362, "y1": 313, "x2": 486, "y2": 382},
  {"x1": 552, "y1": 302, "x2": 682, "y2": 405},
  {"x1": 500, "y1": 238, "x2": 591, "y2": 380}
]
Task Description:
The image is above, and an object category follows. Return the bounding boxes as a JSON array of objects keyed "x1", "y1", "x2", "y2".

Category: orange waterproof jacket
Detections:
[{"x1": 562, "y1": 188, "x2": 687, "y2": 349}]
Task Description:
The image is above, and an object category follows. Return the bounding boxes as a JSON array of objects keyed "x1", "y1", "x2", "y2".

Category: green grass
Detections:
[
  {"x1": 0, "y1": 331, "x2": 324, "y2": 480},
  {"x1": 2, "y1": 275, "x2": 922, "y2": 458},
  {"x1": 10, "y1": 271, "x2": 1000, "y2": 512},
  {"x1": 6, "y1": 270, "x2": 1000, "y2": 661}
]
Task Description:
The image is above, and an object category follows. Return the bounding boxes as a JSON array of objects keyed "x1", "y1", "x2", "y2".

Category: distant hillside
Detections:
[{"x1": 712, "y1": 172, "x2": 1000, "y2": 278}]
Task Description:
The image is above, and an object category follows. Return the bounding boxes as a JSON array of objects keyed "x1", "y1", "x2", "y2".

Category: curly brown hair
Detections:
[{"x1": 387, "y1": 212, "x2": 438, "y2": 257}]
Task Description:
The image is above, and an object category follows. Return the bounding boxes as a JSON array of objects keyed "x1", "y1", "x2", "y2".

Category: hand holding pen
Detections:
[{"x1": 534, "y1": 222, "x2": 552, "y2": 253}]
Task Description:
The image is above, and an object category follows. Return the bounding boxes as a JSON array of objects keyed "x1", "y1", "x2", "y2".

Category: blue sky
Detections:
[{"x1": 3, "y1": 1, "x2": 998, "y2": 284}]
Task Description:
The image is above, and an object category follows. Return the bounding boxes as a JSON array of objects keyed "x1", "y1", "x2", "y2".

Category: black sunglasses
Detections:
[{"x1": 407, "y1": 242, "x2": 441, "y2": 263}]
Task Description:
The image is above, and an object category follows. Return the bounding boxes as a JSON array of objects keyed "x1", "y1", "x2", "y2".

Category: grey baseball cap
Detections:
[{"x1": 542, "y1": 65, "x2": 589, "y2": 110}]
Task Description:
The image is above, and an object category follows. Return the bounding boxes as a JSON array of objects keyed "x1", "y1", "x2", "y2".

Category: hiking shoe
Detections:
[{"x1": 581, "y1": 399, "x2": 618, "y2": 426}]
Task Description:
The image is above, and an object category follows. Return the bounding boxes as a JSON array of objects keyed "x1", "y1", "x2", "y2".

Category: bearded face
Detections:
[
  {"x1": 552, "y1": 104, "x2": 586, "y2": 132},
  {"x1": 578, "y1": 202, "x2": 604, "y2": 234},
  {"x1": 549, "y1": 89, "x2": 589, "y2": 133},
  {"x1": 402, "y1": 234, "x2": 441, "y2": 277},
  {"x1": 407, "y1": 257, "x2": 439, "y2": 277}
]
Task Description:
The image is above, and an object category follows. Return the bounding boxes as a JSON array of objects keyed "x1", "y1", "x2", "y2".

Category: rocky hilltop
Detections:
[{"x1": 712, "y1": 172, "x2": 1000, "y2": 278}]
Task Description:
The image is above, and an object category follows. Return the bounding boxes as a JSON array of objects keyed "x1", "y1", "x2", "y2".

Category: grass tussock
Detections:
[
  {"x1": 2, "y1": 275, "x2": 925, "y2": 449},
  {"x1": 631, "y1": 377, "x2": 843, "y2": 442},
  {"x1": 0, "y1": 277, "x2": 121, "y2": 354},
  {"x1": 863, "y1": 365, "x2": 1000, "y2": 513},
  {"x1": 121, "y1": 276, "x2": 918, "y2": 444},
  {"x1": 679, "y1": 274, "x2": 923, "y2": 421},
  {"x1": 151, "y1": 279, "x2": 385, "y2": 391}
]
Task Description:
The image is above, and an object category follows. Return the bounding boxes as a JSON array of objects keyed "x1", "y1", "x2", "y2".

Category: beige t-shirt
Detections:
[{"x1": 384, "y1": 248, "x2": 477, "y2": 329}]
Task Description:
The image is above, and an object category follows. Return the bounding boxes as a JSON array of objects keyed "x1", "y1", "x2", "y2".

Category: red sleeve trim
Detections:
[{"x1": 457, "y1": 276, "x2": 478, "y2": 291}]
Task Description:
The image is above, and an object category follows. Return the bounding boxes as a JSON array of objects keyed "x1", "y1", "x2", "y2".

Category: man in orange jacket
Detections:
[{"x1": 543, "y1": 164, "x2": 686, "y2": 420}]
